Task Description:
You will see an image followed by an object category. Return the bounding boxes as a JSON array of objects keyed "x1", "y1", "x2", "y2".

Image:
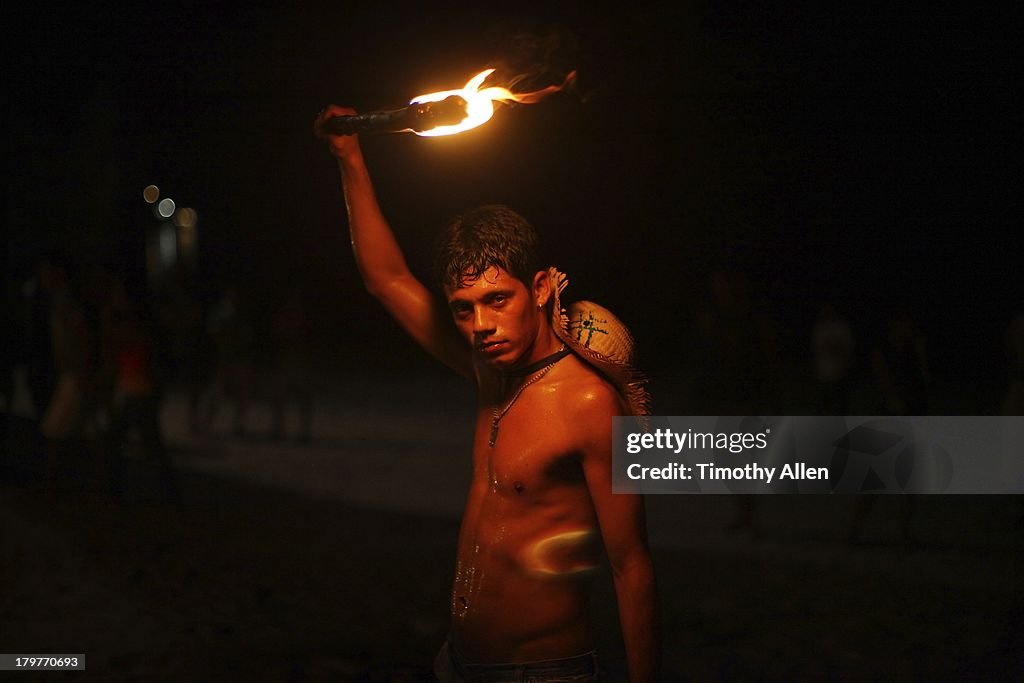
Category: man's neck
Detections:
[{"x1": 514, "y1": 328, "x2": 564, "y2": 372}]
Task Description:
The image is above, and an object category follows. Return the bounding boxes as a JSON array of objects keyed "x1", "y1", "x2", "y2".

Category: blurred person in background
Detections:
[
  {"x1": 201, "y1": 284, "x2": 256, "y2": 437},
  {"x1": 872, "y1": 309, "x2": 930, "y2": 416},
  {"x1": 1002, "y1": 312, "x2": 1024, "y2": 416},
  {"x1": 38, "y1": 253, "x2": 100, "y2": 486},
  {"x1": 812, "y1": 303, "x2": 856, "y2": 415},
  {"x1": 848, "y1": 308, "x2": 929, "y2": 544},
  {"x1": 690, "y1": 270, "x2": 774, "y2": 534},
  {"x1": 269, "y1": 285, "x2": 313, "y2": 442},
  {"x1": 158, "y1": 262, "x2": 207, "y2": 435},
  {"x1": 25, "y1": 254, "x2": 59, "y2": 432},
  {"x1": 104, "y1": 277, "x2": 178, "y2": 501}
]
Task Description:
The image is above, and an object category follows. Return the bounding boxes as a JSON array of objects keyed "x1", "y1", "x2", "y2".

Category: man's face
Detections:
[{"x1": 445, "y1": 266, "x2": 543, "y2": 369}]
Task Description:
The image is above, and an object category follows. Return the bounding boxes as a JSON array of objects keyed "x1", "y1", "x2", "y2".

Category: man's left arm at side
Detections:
[{"x1": 578, "y1": 390, "x2": 659, "y2": 683}]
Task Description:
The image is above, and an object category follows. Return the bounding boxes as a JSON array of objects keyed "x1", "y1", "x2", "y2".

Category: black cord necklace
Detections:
[
  {"x1": 504, "y1": 345, "x2": 572, "y2": 377},
  {"x1": 490, "y1": 345, "x2": 571, "y2": 447}
]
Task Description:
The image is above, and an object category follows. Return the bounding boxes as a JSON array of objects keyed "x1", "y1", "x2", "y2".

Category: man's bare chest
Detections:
[{"x1": 470, "y1": 394, "x2": 584, "y2": 496}]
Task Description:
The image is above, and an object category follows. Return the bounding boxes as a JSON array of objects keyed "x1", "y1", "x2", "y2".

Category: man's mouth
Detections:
[{"x1": 476, "y1": 341, "x2": 507, "y2": 353}]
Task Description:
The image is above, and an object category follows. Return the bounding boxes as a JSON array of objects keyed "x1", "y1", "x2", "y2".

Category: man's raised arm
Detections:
[{"x1": 315, "y1": 106, "x2": 471, "y2": 376}]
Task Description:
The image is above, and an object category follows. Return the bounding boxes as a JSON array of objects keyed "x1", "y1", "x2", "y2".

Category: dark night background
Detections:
[
  {"x1": 4, "y1": 2, "x2": 1021, "y2": 681},
  {"x1": 7, "y1": 2, "x2": 1017, "y2": 387}
]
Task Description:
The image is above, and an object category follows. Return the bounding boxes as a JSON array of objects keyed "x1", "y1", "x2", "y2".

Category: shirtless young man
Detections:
[{"x1": 316, "y1": 107, "x2": 657, "y2": 682}]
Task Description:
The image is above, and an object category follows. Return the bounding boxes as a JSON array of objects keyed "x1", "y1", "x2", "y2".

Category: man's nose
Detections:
[{"x1": 473, "y1": 306, "x2": 496, "y2": 335}]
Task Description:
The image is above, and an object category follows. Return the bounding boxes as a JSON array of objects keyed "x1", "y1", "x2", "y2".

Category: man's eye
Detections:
[{"x1": 493, "y1": 295, "x2": 507, "y2": 305}]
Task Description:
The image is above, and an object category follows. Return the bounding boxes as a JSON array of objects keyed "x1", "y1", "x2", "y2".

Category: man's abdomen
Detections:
[{"x1": 449, "y1": 487, "x2": 600, "y2": 663}]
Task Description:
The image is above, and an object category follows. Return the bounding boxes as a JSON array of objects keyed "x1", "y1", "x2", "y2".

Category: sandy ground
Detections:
[{"x1": 2, "y1": 374, "x2": 1021, "y2": 681}]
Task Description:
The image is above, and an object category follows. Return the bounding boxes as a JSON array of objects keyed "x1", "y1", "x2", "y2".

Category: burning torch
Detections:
[{"x1": 320, "y1": 68, "x2": 576, "y2": 137}]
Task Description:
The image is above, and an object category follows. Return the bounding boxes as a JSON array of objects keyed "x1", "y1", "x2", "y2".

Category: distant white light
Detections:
[
  {"x1": 159, "y1": 223, "x2": 177, "y2": 266},
  {"x1": 143, "y1": 185, "x2": 160, "y2": 204},
  {"x1": 157, "y1": 198, "x2": 176, "y2": 218}
]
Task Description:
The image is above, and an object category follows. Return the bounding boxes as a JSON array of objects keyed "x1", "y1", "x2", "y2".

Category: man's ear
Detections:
[{"x1": 532, "y1": 270, "x2": 552, "y2": 308}]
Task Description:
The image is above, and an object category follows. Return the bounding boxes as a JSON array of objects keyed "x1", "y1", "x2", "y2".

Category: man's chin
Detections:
[
  {"x1": 475, "y1": 346, "x2": 520, "y2": 368},
  {"x1": 480, "y1": 355, "x2": 516, "y2": 370}
]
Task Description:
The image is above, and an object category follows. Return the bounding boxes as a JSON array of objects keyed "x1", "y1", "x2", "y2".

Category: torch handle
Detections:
[
  {"x1": 321, "y1": 108, "x2": 414, "y2": 135},
  {"x1": 321, "y1": 96, "x2": 469, "y2": 136}
]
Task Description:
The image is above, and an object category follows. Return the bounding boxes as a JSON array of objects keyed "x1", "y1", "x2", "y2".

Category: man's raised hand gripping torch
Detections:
[{"x1": 314, "y1": 106, "x2": 362, "y2": 162}]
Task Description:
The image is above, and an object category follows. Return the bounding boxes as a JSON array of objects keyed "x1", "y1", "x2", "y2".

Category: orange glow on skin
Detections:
[{"x1": 521, "y1": 529, "x2": 599, "y2": 578}]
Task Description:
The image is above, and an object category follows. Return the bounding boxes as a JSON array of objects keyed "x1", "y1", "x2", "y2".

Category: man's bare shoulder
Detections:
[{"x1": 555, "y1": 355, "x2": 626, "y2": 424}]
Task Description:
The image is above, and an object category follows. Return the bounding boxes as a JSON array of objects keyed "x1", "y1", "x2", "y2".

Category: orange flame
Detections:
[{"x1": 409, "y1": 68, "x2": 575, "y2": 137}]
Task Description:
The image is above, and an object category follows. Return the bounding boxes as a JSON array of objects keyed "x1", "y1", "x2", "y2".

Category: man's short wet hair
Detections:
[{"x1": 434, "y1": 204, "x2": 542, "y2": 289}]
